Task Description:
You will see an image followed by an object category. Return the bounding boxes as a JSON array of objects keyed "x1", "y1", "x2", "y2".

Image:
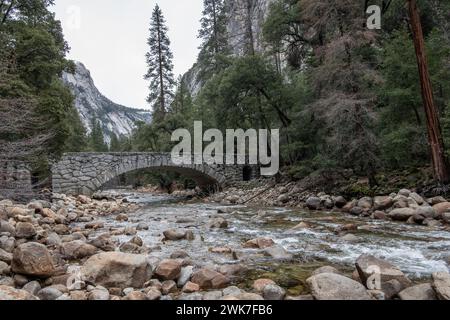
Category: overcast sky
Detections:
[{"x1": 52, "y1": 0, "x2": 203, "y2": 110}]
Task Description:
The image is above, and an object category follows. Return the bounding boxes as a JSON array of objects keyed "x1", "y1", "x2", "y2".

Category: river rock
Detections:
[
  {"x1": 146, "y1": 288, "x2": 162, "y2": 300},
  {"x1": 432, "y1": 272, "x2": 450, "y2": 300},
  {"x1": 163, "y1": 229, "x2": 187, "y2": 241},
  {"x1": 306, "y1": 273, "x2": 371, "y2": 300},
  {"x1": 0, "y1": 261, "x2": 9, "y2": 276},
  {"x1": 357, "y1": 197, "x2": 373, "y2": 210},
  {"x1": 355, "y1": 255, "x2": 411, "y2": 290},
  {"x1": 409, "y1": 193, "x2": 424, "y2": 205},
  {"x1": 155, "y1": 259, "x2": 182, "y2": 281},
  {"x1": 333, "y1": 196, "x2": 347, "y2": 209},
  {"x1": 253, "y1": 279, "x2": 276, "y2": 293},
  {"x1": 60, "y1": 240, "x2": 97, "y2": 260},
  {"x1": 11, "y1": 242, "x2": 55, "y2": 277},
  {"x1": 88, "y1": 289, "x2": 110, "y2": 300},
  {"x1": 373, "y1": 196, "x2": 393, "y2": 211},
  {"x1": 398, "y1": 189, "x2": 411, "y2": 197},
  {"x1": 0, "y1": 248, "x2": 12, "y2": 263},
  {"x1": 177, "y1": 266, "x2": 194, "y2": 287},
  {"x1": 182, "y1": 281, "x2": 200, "y2": 293},
  {"x1": 22, "y1": 281, "x2": 41, "y2": 296},
  {"x1": 398, "y1": 283, "x2": 437, "y2": 300},
  {"x1": 428, "y1": 196, "x2": 446, "y2": 206},
  {"x1": 208, "y1": 217, "x2": 228, "y2": 229},
  {"x1": 243, "y1": 237, "x2": 275, "y2": 249},
  {"x1": 388, "y1": 208, "x2": 416, "y2": 221},
  {"x1": 0, "y1": 236, "x2": 14, "y2": 253},
  {"x1": 81, "y1": 252, "x2": 153, "y2": 289},
  {"x1": 306, "y1": 197, "x2": 321, "y2": 210},
  {"x1": 0, "y1": 220, "x2": 15, "y2": 235},
  {"x1": 191, "y1": 268, "x2": 230, "y2": 289},
  {"x1": 124, "y1": 291, "x2": 148, "y2": 300},
  {"x1": 161, "y1": 280, "x2": 178, "y2": 294},
  {"x1": 37, "y1": 287, "x2": 64, "y2": 300},
  {"x1": 89, "y1": 234, "x2": 116, "y2": 252},
  {"x1": 415, "y1": 206, "x2": 437, "y2": 219},
  {"x1": 433, "y1": 202, "x2": 450, "y2": 215},
  {"x1": 0, "y1": 285, "x2": 38, "y2": 300},
  {"x1": 264, "y1": 245, "x2": 293, "y2": 260},
  {"x1": 263, "y1": 284, "x2": 286, "y2": 300}
]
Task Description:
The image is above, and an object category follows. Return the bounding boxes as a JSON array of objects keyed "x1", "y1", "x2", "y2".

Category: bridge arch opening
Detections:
[{"x1": 99, "y1": 166, "x2": 220, "y2": 194}]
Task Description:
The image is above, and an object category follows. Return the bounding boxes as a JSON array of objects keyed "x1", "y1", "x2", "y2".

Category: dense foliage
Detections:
[
  {"x1": 128, "y1": 0, "x2": 450, "y2": 189},
  {"x1": 0, "y1": 0, "x2": 87, "y2": 180}
]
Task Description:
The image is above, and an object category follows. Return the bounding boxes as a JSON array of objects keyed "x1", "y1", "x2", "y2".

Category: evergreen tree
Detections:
[
  {"x1": 145, "y1": 4, "x2": 175, "y2": 121},
  {"x1": 198, "y1": 0, "x2": 229, "y2": 77},
  {"x1": 88, "y1": 119, "x2": 108, "y2": 152},
  {"x1": 109, "y1": 132, "x2": 121, "y2": 152}
]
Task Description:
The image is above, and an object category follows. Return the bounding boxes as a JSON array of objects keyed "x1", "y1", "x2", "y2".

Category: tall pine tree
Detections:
[
  {"x1": 198, "y1": 0, "x2": 229, "y2": 77},
  {"x1": 145, "y1": 5, "x2": 175, "y2": 121}
]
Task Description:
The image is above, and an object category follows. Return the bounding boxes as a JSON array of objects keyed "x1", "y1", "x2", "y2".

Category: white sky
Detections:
[{"x1": 52, "y1": 0, "x2": 203, "y2": 110}]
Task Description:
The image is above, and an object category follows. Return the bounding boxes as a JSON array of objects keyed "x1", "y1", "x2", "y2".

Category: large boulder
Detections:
[
  {"x1": 432, "y1": 272, "x2": 450, "y2": 300},
  {"x1": 0, "y1": 285, "x2": 38, "y2": 300},
  {"x1": 191, "y1": 268, "x2": 230, "y2": 290},
  {"x1": 388, "y1": 208, "x2": 416, "y2": 221},
  {"x1": 355, "y1": 255, "x2": 411, "y2": 294},
  {"x1": 306, "y1": 273, "x2": 371, "y2": 300},
  {"x1": 81, "y1": 252, "x2": 153, "y2": 289},
  {"x1": 60, "y1": 241, "x2": 97, "y2": 260},
  {"x1": 398, "y1": 283, "x2": 437, "y2": 300},
  {"x1": 11, "y1": 242, "x2": 55, "y2": 277}
]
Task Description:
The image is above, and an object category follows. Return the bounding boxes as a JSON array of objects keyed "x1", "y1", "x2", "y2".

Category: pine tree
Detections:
[
  {"x1": 109, "y1": 132, "x2": 121, "y2": 152},
  {"x1": 88, "y1": 119, "x2": 108, "y2": 152},
  {"x1": 145, "y1": 4, "x2": 175, "y2": 121},
  {"x1": 198, "y1": 0, "x2": 229, "y2": 77}
]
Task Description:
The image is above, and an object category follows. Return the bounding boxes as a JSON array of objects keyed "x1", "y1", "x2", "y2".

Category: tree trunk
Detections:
[{"x1": 408, "y1": 0, "x2": 449, "y2": 183}]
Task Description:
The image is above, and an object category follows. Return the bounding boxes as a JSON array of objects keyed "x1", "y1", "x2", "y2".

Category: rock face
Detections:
[
  {"x1": 0, "y1": 285, "x2": 37, "y2": 300},
  {"x1": 306, "y1": 273, "x2": 372, "y2": 300},
  {"x1": 11, "y1": 243, "x2": 55, "y2": 277},
  {"x1": 62, "y1": 61, "x2": 151, "y2": 144},
  {"x1": 81, "y1": 252, "x2": 152, "y2": 289}
]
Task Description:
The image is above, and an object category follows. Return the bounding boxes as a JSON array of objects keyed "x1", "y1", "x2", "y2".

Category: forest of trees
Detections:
[{"x1": 123, "y1": 0, "x2": 450, "y2": 192}]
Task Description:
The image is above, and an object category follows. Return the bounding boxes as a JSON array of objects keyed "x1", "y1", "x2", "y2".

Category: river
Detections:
[{"x1": 82, "y1": 190, "x2": 450, "y2": 296}]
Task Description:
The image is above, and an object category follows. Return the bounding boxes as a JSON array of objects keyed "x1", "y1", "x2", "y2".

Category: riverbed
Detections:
[{"x1": 85, "y1": 190, "x2": 450, "y2": 295}]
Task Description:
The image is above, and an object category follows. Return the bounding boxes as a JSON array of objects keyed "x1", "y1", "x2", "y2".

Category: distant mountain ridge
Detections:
[{"x1": 62, "y1": 62, "x2": 151, "y2": 144}]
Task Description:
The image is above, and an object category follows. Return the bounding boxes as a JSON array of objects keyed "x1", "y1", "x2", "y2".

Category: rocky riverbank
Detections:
[
  {"x1": 1, "y1": 188, "x2": 450, "y2": 300},
  {"x1": 211, "y1": 183, "x2": 450, "y2": 229}
]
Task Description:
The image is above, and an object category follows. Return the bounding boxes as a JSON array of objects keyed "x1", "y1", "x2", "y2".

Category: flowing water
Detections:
[{"x1": 88, "y1": 191, "x2": 450, "y2": 295}]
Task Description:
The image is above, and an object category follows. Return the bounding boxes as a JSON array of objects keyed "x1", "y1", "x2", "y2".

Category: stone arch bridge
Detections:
[{"x1": 52, "y1": 153, "x2": 259, "y2": 196}]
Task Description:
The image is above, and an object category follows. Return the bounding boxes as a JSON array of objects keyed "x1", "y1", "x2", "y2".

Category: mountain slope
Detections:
[{"x1": 62, "y1": 62, "x2": 151, "y2": 144}]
